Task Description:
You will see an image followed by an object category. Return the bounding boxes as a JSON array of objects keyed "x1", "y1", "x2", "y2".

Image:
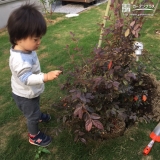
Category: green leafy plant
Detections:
[
  {"x1": 55, "y1": 0, "x2": 156, "y2": 143},
  {"x1": 34, "y1": 147, "x2": 50, "y2": 159}
]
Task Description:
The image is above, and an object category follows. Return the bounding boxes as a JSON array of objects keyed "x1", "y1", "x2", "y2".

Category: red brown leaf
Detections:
[
  {"x1": 108, "y1": 60, "x2": 112, "y2": 69},
  {"x1": 92, "y1": 120, "x2": 104, "y2": 130},
  {"x1": 134, "y1": 24, "x2": 141, "y2": 31},
  {"x1": 142, "y1": 95, "x2": 147, "y2": 102},
  {"x1": 134, "y1": 96, "x2": 138, "y2": 101},
  {"x1": 90, "y1": 113, "x2": 101, "y2": 120},
  {"x1": 78, "y1": 109, "x2": 83, "y2": 119},
  {"x1": 80, "y1": 138, "x2": 86, "y2": 144},
  {"x1": 85, "y1": 119, "x2": 93, "y2": 132},
  {"x1": 113, "y1": 81, "x2": 120, "y2": 88},
  {"x1": 132, "y1": 30, "x2": 136, "y2": 35},
  {"x1": 74, "y1": 106, "x2": 82, "y2": 117},
  {"x1": 130, "y1": 21, "x2": 135, "y2": 27},
  {"x1": 107, "y1": 83, "x2": 113, "y2": 89}
]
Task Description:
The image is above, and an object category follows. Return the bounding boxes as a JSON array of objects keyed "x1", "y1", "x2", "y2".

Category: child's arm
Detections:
[
  {"x1": 43, "y1": 70, "x2": 62, "y2": 82},
  {"x1": 26, "y1": 70, "x2": 62, "y2": 85},
  {"x1": 12, "y1": 62, "x2": 62, "y2": 85},
  {"x1": 11, "y1": 53, "x2": 62, "y2": 85}
]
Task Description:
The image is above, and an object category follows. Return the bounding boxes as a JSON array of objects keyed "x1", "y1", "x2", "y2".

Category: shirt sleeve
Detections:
[
  {"x1": 12, "y1": 58, "x2": 44, "y2": 86},
  {"x1": 27, "y1": 73, "x2": 44, "y2": 85}
]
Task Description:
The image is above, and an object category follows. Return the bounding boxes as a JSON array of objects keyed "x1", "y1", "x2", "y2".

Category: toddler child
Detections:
[{"x1": 7, "y1": 3, "x2": 62, "y2": 147}]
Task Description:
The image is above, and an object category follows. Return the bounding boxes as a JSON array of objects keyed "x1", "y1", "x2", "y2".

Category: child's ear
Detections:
[{"x1": 16, "y1": 39, "x2": 22, "y2": 44}]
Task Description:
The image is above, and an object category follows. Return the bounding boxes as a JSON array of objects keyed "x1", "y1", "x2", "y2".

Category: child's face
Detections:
[{"x1": 15, "y1": 36, "x2": 42, "y2": 52}]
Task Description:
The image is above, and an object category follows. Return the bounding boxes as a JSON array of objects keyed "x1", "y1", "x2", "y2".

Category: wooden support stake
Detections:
[{"x1": 97, "y1": 0, "x2": 111, "y2": 48}]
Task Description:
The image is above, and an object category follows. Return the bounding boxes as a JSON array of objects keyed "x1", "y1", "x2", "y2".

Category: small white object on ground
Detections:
[{"x1": 65, "y1": 13, "x2": 79, "y2": 18}]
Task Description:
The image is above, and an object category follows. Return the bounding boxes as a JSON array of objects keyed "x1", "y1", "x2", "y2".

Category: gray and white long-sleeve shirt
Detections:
[{"x1": 9, "y1": 48, "x2": 45, "y2": 99}]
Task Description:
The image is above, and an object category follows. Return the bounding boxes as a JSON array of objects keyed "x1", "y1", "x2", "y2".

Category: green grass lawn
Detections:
[{"x1": 0, "y1": 1, "x2": 160, "y2": 160}]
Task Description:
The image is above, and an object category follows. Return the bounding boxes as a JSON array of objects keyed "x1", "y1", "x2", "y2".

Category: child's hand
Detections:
[{"x1": 43, "y1": 70, "x2": 62, "y2": 82}]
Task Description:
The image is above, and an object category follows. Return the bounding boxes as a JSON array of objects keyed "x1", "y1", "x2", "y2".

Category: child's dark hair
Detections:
[{"x1": 7, "y1": 3, "x2": 47, "y2": 45}]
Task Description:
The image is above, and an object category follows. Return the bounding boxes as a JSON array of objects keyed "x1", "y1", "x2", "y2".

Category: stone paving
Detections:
[{"x1": 52, "y1": 0, "x2": 107, "y2": 14}]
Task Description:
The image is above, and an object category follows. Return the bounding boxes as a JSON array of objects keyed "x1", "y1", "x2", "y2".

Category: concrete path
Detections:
[{"x1": 52, "y1": 0, "x2": 107, "y2": 14}]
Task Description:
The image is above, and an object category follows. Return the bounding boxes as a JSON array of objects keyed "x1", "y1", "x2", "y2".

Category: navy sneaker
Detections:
[
  {"x1": 29, "y1": 131, "x2": 52, "y2": 147},
  {"x1": 39, "y1": 113, "x2": 51, "y2": 122}
]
